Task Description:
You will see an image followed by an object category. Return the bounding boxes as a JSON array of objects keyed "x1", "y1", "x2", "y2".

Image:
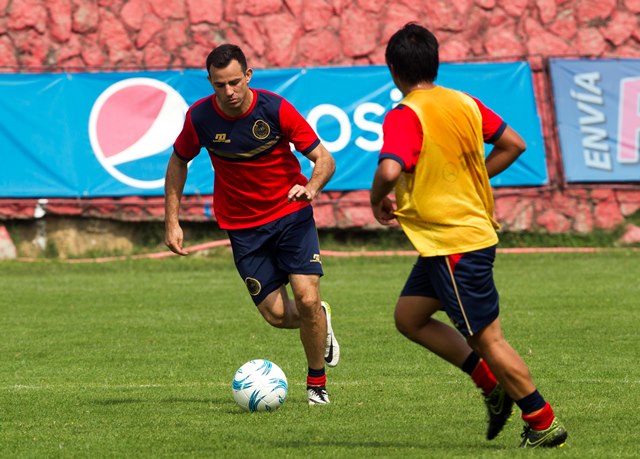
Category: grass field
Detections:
[{"x1": 1, "y1": 250, "x2": 639, "y2": 458}]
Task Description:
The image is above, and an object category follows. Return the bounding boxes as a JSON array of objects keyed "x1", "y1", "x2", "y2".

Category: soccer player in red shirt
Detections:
[
  {"x1": 370, "y1": 24, "x2": 568, "y2": 447},
  {"x1": 164, "y1": 44, "x2": 339, "y2": 405}
]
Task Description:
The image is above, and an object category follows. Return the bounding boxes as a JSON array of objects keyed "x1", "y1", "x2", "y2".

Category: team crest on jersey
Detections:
[
  {"x1": 245, "y1": 277, "x2": 262, "y2": 296},
  {"x1": 252, "y1": 120, "x2": 270, "y2": 140},
  {"x1": 443, "y1": 161, "x2": 458, "y2": 183}
]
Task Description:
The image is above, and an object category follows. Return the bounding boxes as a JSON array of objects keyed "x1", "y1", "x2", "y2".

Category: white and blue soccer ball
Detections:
[{"x1": 232, "y1": 359, "x2": 288, "y2": 412}]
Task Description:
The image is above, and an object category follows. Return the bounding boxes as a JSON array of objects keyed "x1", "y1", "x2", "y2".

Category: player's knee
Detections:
[
  {"x1": 293, "y1": 294, "x2": 320, "y2": 317},
  {"x1": 394, "y1": 311, "x2": 416, "y2": 337},
  {"x1": 468, "y1": 333, "x2": 505, "y2": 357}
]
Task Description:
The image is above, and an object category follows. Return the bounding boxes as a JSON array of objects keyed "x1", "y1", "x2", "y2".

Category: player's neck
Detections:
[{"x1": 404, "y1": 81, "x2": 436, "y2": 95}]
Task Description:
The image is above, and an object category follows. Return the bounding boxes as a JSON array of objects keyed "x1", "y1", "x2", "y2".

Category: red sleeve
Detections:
[
  {"x1": 379, "y1": 105, "x2": 423, "y2": 172},
  {"x1": 470, "y1": 96, "x2": 507, "y2": 144},
  {"x1": 173, "y1": 109, "x2": 202, "y2": 161},
  {"x1": 279, "y1": 98, "x2": 320, "y2": 155}
]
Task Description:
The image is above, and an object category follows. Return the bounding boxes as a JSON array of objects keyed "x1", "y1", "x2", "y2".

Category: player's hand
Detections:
[
  {"x1": 371, "y1": 196, "x2": 397, "y2": 226},
  {"x1": 287, "y1": 184, "x2": 315, "y2": 203},
  {"x1": 165, "y1": 224, "x2": 189, "y2": 256}
]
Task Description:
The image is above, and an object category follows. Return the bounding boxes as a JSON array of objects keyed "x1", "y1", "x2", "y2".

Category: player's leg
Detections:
[
  {"x1": 394, "y1": 293, "x2": 505, "y2": 437},
  {"x1": 397, "y1": 258, "x2": 499, "y2": 394},
  {"x1": 395, "y1": 295, "x2": 471, "y2": 367},
  {"x1": 289, "y1": 273, "x2": 330, "y2": 405},
  {"x1": 228, "y1": 223, "x2": 298, "y2": 328},
  {"x1": 256, "y1": 285, "x2": 300, "y2": 329},
  {"x1": 468, "y1": 319, "x2": 568, "y2": 448},
  {"x1": 289, "y1": 274, "x2": 325, "y2": 369},
  {"x1": 425, "y1": 248, "x2": 514, "y2": 440},
  {"x1": 440, "y1": 246, "x2": 566, "y2": 447},
  {"x1": 467, "y1": 318, "x2": 535, "y2": 400},
  {"x1": 275, "y1": 206, "x2": 335, "y2": 404}
]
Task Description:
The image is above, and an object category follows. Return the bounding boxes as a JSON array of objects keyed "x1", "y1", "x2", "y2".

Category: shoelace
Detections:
[{"x1": 310, "y1": 387, "x2": 328, "y2": 400}]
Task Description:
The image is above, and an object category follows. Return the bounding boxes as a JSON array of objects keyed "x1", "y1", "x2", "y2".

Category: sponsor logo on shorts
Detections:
[
  {"x1": 245, "y1": 277, "x2": 262, "y2": 296},
  {"x1": 252, "y1": 120, "x2": 270, "y2": 140},
  {"x1": 310, "y1": 253, "x2": 322, "y2": 263}
]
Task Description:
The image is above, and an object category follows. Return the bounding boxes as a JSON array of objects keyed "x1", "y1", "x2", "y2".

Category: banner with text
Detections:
[
  {"x1": 550, "y1": 58, "x2": 640, "y2": 183},
  {"x1": 0, "y1": 63, "x2": 547, "y2": 198}
]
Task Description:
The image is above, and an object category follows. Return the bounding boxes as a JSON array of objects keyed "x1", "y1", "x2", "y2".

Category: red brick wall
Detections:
[
  {"x1": 1, "y1": 0, "x2": 639, "y2": 239},
  {"x1": 2, "y1": 0, "x2": 640, "y2": 69}
]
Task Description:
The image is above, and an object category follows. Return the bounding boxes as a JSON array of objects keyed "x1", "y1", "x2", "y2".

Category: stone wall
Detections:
[
  {"x1": 1, "y1": 0, "x2": 639, "y2": 252},
  {"x1": 2, "y1": 0, "x2": 640, "y2": 69}
]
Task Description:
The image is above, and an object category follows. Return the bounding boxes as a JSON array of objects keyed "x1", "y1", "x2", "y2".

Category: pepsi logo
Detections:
[{"x1": 88, "y1": 78, "x2": 189, "y2": 189}]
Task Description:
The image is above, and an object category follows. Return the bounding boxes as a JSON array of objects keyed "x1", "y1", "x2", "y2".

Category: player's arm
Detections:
[
  {"x1": 370, "y1": 159, "x2": 402, "y2": 225},
  {"x1": 288, "y1": 143, "x2": 336, "y2": 203},
  {"x1": 485, "y1": 125, "x2": 526, "y2": 178},
  {"x1": 370, "y1": 105, "x2": 421, "y2": 225},
  {"x1": 279, "y1": 97, "x2": 336, "y2": 203},
  {"x1": 471, "y1": 96, "x2": 526, "y2": 178},
  {"x1": 164, "y1": 152, "x2": 189, "y2": 256},
  {"x1": 165, "y1": 109, "x2": 201, "y2": 255}
]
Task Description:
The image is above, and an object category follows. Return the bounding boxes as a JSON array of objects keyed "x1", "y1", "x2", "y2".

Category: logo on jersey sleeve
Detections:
[
  {"x1": 88, "y1": 78, "x2": 189, "y2": 189},
  {"x1": 252, "y1": 120, "x2": 271, "y2": 140}
]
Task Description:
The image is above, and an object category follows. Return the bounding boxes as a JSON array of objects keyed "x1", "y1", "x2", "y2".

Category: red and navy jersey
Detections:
[{"x1": 174, "y1": 89, "x2": 320, "y2": 230}]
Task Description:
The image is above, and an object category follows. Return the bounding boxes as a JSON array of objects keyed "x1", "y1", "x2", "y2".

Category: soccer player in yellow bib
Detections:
[{"x1": 370, "y1": 23, "x2": 568, "y2": 448}]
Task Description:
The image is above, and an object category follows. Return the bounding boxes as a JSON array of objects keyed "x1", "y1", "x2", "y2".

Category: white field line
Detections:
[{"x1": 4, "y1": 377, "x2": 639, "y2": 392}]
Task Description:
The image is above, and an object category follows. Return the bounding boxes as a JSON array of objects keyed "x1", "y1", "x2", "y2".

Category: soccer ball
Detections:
[{"x1": 232, "y1": 359, "x2": 288, "y2": 412}]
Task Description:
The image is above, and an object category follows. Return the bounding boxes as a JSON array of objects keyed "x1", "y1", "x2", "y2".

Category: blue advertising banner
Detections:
[
  {"x1": 550, "y1": 58, "x2": 640, "y2": 183},
  {"x1": 0, "y1": 63, "x2": 547, "y2": 198}
]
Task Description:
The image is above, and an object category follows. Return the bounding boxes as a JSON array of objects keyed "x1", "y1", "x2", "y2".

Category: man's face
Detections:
[{"x1": 208, "y1": 59, "x2": 253, "y2": 114}]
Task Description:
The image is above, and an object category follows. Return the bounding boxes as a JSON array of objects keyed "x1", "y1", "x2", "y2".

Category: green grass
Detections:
[
  {"x1": 1, "y1": 250, "x2": 639, "y2": 457},
  {"x1": 317, "y1": 227, "x2": 637, "y2": 251}
]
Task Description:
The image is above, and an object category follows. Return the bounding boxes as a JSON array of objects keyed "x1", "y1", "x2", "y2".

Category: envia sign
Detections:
[{"x1": 550, "y1": 58, "x2": 640, "y2": 183}]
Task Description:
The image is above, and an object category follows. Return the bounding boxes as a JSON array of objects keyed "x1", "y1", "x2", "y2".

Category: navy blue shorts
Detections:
[
  {"x1": 400, "y1": 245, "x2": 499, "y2": 337},
  {"x1": 227, "y1": 206, "x2": 324, "y2": 306}
]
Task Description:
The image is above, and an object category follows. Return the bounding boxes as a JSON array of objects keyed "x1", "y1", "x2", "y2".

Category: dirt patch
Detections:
[
  {"x1": 5, "y1": 217, "x2": 223, "y2": 259},
  {"x1": 10, "y1": 218, "x2": 136, "y2": 258}
]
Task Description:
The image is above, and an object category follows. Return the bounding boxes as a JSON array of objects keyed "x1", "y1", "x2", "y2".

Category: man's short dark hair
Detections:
[
  {"x1": 206, "y1": 44, "x2": 248, "y2": 75},
  {"x1": 385, "y1": 23, "x2": 439, "y2": 86}
]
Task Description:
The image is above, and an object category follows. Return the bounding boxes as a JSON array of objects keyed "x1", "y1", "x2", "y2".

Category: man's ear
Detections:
[
  {"x1": 245, "y1": 68, "x2": 253, "y2": 83},
  {"x1": 388, "y1": 65, "x2": 402, "y2": 91}
]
